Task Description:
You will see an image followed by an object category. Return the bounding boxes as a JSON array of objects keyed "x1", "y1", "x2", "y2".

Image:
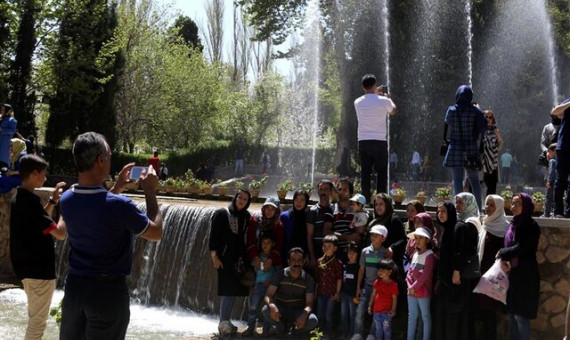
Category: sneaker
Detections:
[
  {"x1": 241, "y1": 327, "x2": 255, "y2": 337},
  {"x1": 554, "y1": 214, "x2": 565, "y2": 219},
  {"x1": 539, "y1": 214, "x2": 551, "y2": 218}
]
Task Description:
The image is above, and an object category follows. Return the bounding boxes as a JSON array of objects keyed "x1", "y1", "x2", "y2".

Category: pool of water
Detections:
[{"x1": 0, "y1": 289, "x2": 240, "y2": 339}]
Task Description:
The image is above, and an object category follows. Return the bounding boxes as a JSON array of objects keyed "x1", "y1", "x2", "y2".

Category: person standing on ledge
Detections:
[
  {"x1": 551, "y1": 97, "x2": 570, "y2": 218},
  {"x1": 58, "y1": 132, "x2": 163, "y2": 340},
  {"x1": 354, "y1": 74, "x2": 396, "y2": 202}
]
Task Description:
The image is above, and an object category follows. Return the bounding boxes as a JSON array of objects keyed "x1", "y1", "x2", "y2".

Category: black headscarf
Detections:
[
  {"x1": 290, "y1": 190, "x2": 309, "y2": 250},
  {"x1": 228, "y1": 189, "x2": 251, "y2": 218},
  {"x1": 369, "y1": 193, "x2": 394, "y2": 227}
]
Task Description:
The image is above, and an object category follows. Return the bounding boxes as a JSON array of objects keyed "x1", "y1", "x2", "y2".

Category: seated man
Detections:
[{"x1": 262, "y1": 247, "x2": 318, "y2": 336}]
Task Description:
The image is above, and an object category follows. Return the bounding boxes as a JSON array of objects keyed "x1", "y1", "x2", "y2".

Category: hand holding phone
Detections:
[
  {"x1": 381, "y1": 85, "x2": 389, "y2": 95},
  {"x1": 129, "y1": 166, "x2": 146, "y2": 181}
]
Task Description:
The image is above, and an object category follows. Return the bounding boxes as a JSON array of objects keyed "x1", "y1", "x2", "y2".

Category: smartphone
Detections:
[
  {"x1": 381, "y1": 85, "x2": 389, "y2": 94},
  {"x1": 129, "y1": 166, "x2": 146, "y2": 181}
]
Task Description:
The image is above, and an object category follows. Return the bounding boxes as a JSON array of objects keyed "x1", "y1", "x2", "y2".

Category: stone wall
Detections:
[{"x1": 0, "y1": 189, "x2": 568, "y2": 339}]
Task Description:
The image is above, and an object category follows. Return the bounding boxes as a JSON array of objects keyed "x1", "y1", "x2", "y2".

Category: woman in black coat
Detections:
[
  {"x1": 497, "y1": 193, "x2": 540, "y2": 340},
  {"x1": 209, "y1": 189, "x2": 251, "y2": 333}
]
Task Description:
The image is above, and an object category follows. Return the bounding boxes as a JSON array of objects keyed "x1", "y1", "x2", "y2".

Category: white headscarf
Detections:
[{"x1": 478, "y1": 194, "x2": 509, "y2": 264}]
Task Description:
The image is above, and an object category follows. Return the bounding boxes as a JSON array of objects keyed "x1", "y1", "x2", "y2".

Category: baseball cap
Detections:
[
  {"x1": 369, "y1": 225, "x2": 388, "y2": 238},
  {"x1": 350, "y1": 193, "x2": 367, "y2": 206},
  {"x1": 262, "y1": 196, "x2": 280, "y2": 209},
  {"x1": 407, "y1": 227, "x2": 432, "y2": 240}
]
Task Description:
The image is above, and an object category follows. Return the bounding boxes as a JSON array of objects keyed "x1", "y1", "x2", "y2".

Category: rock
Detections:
[
  {"x1": 551, "y1": 312, "x2": 566, "y2": 328},
  {"x1": 538, "y1": 234, "x2": 548, "y2": 250},
  {"x1": 537, "y1": 251, "x2": 545, "y2": 264},
  {"x1": 531, "y1": 313, "x2": 548, "y2": 331},
  {"x1": 545, "y1": 246, "x2": 570, "y2": 263},
  {"x1": 542, "y1": 295, "x2": 566, "y2": 314},
  {"x1": 540, "y1": 280, "x2": 553, "y2": 293},
  {"x1": 554, "y1": 278, "x2": 569, "y2": 297}
]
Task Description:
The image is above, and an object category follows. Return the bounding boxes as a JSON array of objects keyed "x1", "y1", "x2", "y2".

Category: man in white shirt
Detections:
[
  {"x1": 411, "y1": 150, "x2": 421, "y2": 181},
  {"x1": 354, "y1": 74, "x2": 396, "y2": 202}
]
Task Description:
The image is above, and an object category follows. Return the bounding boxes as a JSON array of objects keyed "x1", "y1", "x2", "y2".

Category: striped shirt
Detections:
[
  {"x1": 272, "y1": 267, "x2": 315, "y2": 308},
  {"x1": 360, "y1": 245, "x2": 387, "y2": 286},
  {"x1": 330, "y1": 203, "x2": 355, "y2": 250}
]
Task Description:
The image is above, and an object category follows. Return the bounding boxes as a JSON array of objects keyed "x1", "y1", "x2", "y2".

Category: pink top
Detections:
[{"x1": 406, "y1": 249, "x2": 435, "y2": 298}]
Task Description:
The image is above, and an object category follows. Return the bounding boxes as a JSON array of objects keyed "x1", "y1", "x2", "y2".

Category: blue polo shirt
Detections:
[{"x1": 60, "y1": 185, "x2": 149, "y2": 276}]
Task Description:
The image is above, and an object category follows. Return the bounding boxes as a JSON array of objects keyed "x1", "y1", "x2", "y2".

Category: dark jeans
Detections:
[
  {"x1": 483, "y1": 169, "x2": 498, "y2": 196},
  {"x1": 359, "y1": 140, "x2": 388, "y2": 200},
  {"x1": 554, "y1": 150, "x2": 570, "y2": 216},
  {"x1": 60, "y1": 274, "x2": 130, "y2": 340}
]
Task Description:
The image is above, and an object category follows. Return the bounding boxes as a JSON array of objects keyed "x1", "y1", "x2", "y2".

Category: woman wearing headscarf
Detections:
[
  {"x1": 481, "y1": 110, "x2": 502, "y2": 196},
  {"x1": 280, "y1": 190, "x2": 310, "y2": 256},
  {"x1": 10, "y1": 138, "x2": 27, "y2": 171},
  {"x1": 247, "y1": 196, "x2": 284, "y2": 265},
  {"x1": 209, "y1": 189, "x2": 252, "y2": 336},
  {"x1": 497, "y1": 193, "x2": 540, "y2": 340},
  {"x1": 443, "y1": 85, "x2": 486, "y2": 211},
  {"x1": 473, "y1": 194, "x2": 509, "y2": 340},
  {"x1": 433, "y1": 201, "x2": 457, "y2": 340},
  {"x1": 404, "y1": 200, "x2": 426, "y2": 234},
  {"x1": 443, "y1": 192, "x2": 480, "y2": 340},
  {"x1": 0, "y1": 104, "x2": 17, "y2": 168}
]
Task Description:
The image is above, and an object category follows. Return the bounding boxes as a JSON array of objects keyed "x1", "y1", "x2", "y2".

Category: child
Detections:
[
  {"x1": 354, "y1": 224, "x2": 389, "y2": 338},
  {"x1": 406, "y1": 227, "x2": 435, "y2": 340},
  {"x1": 350, "y1": 193, "x2": 370, "y2": 229},
  {"x1": 544, "y1": 143, "x2": 556, "y2": 217},
  {"x1": 340, "y1": 241, "x2": 360, "y2": 337},
  {"x1": 9, "y1": 154, "x2": 67, "y2": 339},
  {"x1": 244, "y1": 230, "x2": 282, "y2": 336},
  {"x1": 316, "y1": 234, "x2": 343, "y2": 337},
  {"x1": 368, "y1": 259, "x2": 399, "y2": 340}
]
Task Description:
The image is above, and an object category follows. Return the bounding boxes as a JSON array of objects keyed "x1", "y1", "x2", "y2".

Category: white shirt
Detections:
[
  {"x1": 354, "y1": 94, "x2": 394, "y2": 141},
  {"x1": 411, "y1": 151, "x2": 421, "y2": 165}
]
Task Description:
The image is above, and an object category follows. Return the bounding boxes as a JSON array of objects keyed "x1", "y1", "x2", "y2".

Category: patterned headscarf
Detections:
[{"x1": 456, "y1": 192, "x2": 479, "y2": 222}]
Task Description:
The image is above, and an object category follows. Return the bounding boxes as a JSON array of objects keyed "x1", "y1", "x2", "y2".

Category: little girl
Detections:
[
  {"x1": 406, "y1": 227, "x2": 435, "y2": 340},
  {"x1": 368, "y1": 259, "x2": 399, "y2": 340}
]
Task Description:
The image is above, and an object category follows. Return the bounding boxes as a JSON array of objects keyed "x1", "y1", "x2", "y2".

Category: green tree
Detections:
[
  {"x1": 171, "y1": 15, "x2": 203, "y2": 52},
  {"x1": 46, "y1": 0, "x2": 123, "y2": 148},
  {"x1": 0, "y1": 0, "x2": 14, "y2": 102}
]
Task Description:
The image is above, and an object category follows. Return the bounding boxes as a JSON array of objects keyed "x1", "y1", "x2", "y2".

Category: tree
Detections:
[
  {"x1": 9, "y1": 0, "x2": 41, "y2": 137},
  {"x1": 46, "y1": 0, "x2": 123, "y2": 148},
  {"x1": 0, "y1": 0, "x2": 13, "y2": 102},
  {"x1": 171, "y1": 15, "x2": 203, "y2": 52},
  {"x1": 204, "y1": 0, "x2": 224, "y2": 63}
]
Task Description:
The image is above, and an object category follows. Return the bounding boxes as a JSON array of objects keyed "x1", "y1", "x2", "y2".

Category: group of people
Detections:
[
  {"x1": 10, "y1": 132, "x2": 164, "y2": 339},
  {"x1": 208, "y1": 175, "x2": 540, "y2": 340}
]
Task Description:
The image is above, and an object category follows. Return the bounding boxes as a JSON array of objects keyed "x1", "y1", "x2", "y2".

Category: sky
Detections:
[{"x1": 160, "y1": 0, "x2": 293, "y2": 77}]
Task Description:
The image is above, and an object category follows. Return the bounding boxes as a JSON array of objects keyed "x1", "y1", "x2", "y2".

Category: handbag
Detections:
[
  {"x1": 440, "y1": 123, "x2": 449, "y2": 156},
  {"x1": 461, "y1": 253, "x2": 481, "y2": 280}
]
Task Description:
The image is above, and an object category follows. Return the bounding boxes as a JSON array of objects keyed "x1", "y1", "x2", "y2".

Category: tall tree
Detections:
[
  {"x1": 9, "y1": 0, "x2": 40, "y2": 137},
  {"x1": 45, "y1": 0, "x2": 123, "y2": 148},
  {"x1": 204, "y1": 0, "x2": 224, "y2": 63},
  {"x1": 171, "y1": 15, "x2": 203, "y2": 52},
  {"x1": 0, "y1": 0, "x2": 13, "y2": 102}
]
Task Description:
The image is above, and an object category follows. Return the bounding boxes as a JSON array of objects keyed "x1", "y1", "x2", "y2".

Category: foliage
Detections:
[
  {"x1": 45, "y1": 0, "x2": 122, "y2": 148},
  {"x1": 248, "y1": 175, "x2": 268, "y2": 189},
  {"x1": 277, "y1": 178, "x2": 295, "y2": 191},
  {"x1": 531, "y1": 191, "x2": 545, "y2": 203},
  {"x1": 391, "y1": 187, "x2": 406, "y2": 197},
  {"x1": 297, "y1": 181, "x2": 314, "y2": 193},
  {"x1": 434, "y1": 186, "x2": 452, "y2": 198},
  {"x1": 500, "y1": 187, "x2": 514, "y2": 200},
  {"x1": 233, "y1": 180, "x2": 245, "y2": 190},
  {"x1": 170, "y1": 15, "x2": 203, "y2": 52},
  {"x1": 416, "y1": 190, "x2": 427, "y2": 197},
  {"x1": 49, "y1": 299, "x2": 62, "y2": 325}
]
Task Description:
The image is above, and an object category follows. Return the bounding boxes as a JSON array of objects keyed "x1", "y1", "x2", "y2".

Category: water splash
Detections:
[
  {"x1": 542, "y1": 1, "x2": 559, "y2": 105},
  {"x1": 465, "y1": 0, "x2": 473, "y2": 87},
  {"x1": 306, "y1": 0, "x2": 321, "y2": 184}
]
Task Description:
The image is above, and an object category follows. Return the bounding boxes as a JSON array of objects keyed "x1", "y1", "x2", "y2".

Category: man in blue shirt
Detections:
[
  {"x1": 59, "y1": 132, "x2": 163, "y2": 339},
  {"x1": 552, "y1": 99, "x2": 570, "y2": 217}
]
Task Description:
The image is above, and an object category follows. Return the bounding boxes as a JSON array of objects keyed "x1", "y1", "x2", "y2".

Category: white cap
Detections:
[
  {"x1": 369, "y1": 225, "x2": 388, "y2": 238},
  {"x1": 407, "y1": 227, "x2": 432, "y2": 240},
  {"x1": 350, "y1": 193, "x2": 367, "y2": 206}
]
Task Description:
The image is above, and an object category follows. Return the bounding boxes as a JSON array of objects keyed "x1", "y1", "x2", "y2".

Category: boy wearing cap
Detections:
[
  {"x1": 350, "y1": 193, "x2": 370, "y2": 230},
  {"x1": 354, "y1": 224, "x2": 389, "y2": 338}
]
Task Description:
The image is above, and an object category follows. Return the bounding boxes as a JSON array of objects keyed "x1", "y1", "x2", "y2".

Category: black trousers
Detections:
[{"x1": 359, "y1": 140, "x2": 388, "y2": 201}]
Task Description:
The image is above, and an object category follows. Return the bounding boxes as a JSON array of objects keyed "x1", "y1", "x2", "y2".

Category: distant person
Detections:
[
  {"x1": 543, "y1": 144, "x2": 557, "y2": 217},
  {"x1": 261, "y1": 247, "x2": 318, "y2": 336},
  {"x1": 0, "y1": 104, "x2": 17, "y2": 168},
  {"x1": 261, "y1": 151, "x2": 271, "y2": 174},
  {"x1": 390, "y1": 151, "x2": 398, "y2": 170},
  {"x1": 442, "y1": 85, "x2": 486, "y2": 211},
  {"x1": 10, "y1": 155, "x2": 67, "y2": 340},
  {"x1": 148, "y1": 151, "x2": 160, "y2": 172},
  {"x1": 235, "y1": 148, "x2": 244, "y2": 176},
  {"x1": 410, "y1": 150, "x2": 421, "y2": 181},
  {"x1": 551, "y1": 98, "x2": 570, "y2": 217},
  {"x1": 10, "y1": 138, "x2": 27, "y2": 171},
  {"x1": 354, "y1": 74, "x2": 396, "y2": 201},
  {"x1": 482, "y1": 110, "x2": 503, "y2": 195},
  {"x1": 59, "y1": 132, "x2": 163, "y2": 339},
  {"x1": 541, "y1": 114, "x2": 560, "y2": 156},
  {"x1": 159, "y1": 162, "x2": 168, "y2": 181},
  {"x1": 500, "y1": 150, "x2": 514, "y2": 184}
]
